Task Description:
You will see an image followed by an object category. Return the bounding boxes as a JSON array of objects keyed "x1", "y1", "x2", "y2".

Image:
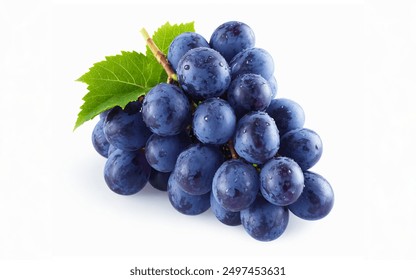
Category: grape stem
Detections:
[
  {"x1": 228, "y1": 140, "x2": 238, "y2": 159},
  {"x1": 140, "y1": 28, "x2": 178, "y2": 83}
]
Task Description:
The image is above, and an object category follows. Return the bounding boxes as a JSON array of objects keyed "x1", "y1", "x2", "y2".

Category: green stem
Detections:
[{"x1": 140, "y1": 28, "x2": 177, "y2": 83}]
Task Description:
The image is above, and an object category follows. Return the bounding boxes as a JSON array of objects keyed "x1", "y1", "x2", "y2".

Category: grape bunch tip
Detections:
[{"x1": 88, "y1": 20, "x2": 334, "y2": 242}]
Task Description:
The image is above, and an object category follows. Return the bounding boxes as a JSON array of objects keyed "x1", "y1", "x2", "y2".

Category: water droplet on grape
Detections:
[
  {"x1": 219, "y1": 62, "x2": 224, "y2": 67},
  {"x1": 184, "y1": 65, "x2": 190, "y2": 70},
  {"x1": 204, "y1": 116, "x2": 209, "y2": 121}
]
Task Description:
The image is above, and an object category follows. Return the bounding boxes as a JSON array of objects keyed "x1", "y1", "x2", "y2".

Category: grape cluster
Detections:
[{"x1": 91, "y1": 21, "x2": 334, "y2": 242}]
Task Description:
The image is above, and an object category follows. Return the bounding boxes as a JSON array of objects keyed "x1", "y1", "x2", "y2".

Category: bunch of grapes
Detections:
[{"x1": 91, "y1": 21, "x2": 334, "y2": 242}]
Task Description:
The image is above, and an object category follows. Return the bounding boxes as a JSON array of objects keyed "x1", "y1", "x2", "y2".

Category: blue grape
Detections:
[
  {"x1": 148, "y1": 169, "x2": 170, "y2": 192},
  {"x1": 240, "y1": 196, "x2": 289, "y2": 242},
  {"x1": 227, "y1": 73, "x2": 272, "y2": 117},
  {"x1": 210, "y1": 192, "x2": 241, "y2": 226},
  {"x1": 234, "y1": 111, "x2": 279, "y2": 164},
  {"x1": 279, "y1": 128, "x2": 322, "y2": 170},
  {"x1": 104, "y1": 101, "x2": 151, "y2": 151},
  {"x1": 266, "y1": 98, "x2": 305, "y2": 136},
  {"x1": 92, "y1": 118, "x2": 110, "y2": 158},
  {"x1": 104, "y1": 149, "x2": 150, "y2": 195},
  {"x1": 168, "y1": 175, "x2": 211, "y2": 215},
  {"x1": 209, "y1": 21, "x2": 255, "y2": 62},
  {"x1": 229, "y1": 47, "x2": 274, "y2": 80},
  {"x1": 288, "y1": 171, "x2": 334, "y2": 220},
  {"x1": 167, "y1": 32, "x2": 210, "y2": 71},
  {"x1": 260, "y1": 157, "x2": 304, "y2": 206},
  {"x1": 192, "y1": 98, "x2": 236, "y2": 144},
  {"x1": 107, "y1": 144, "x2": 117, "y2": 156},
  {"x1": 171, "y1": 144, "x2": 224, "y2": 195},
  {"x1": 145, "y1": 133, "x2": 191, "y2": 172},
  {"x1": 142, "y1": 83, "x2": 190, "y2": 136},
  {"x1": 212, "y1": 159, "x2": 259, "y2": 212},
  {"x1": 177, "y1": 47, "x2": 231, "y2": 100},
  {"x1": 268, "y1": 76, "x2": 278, "y2": 99}
]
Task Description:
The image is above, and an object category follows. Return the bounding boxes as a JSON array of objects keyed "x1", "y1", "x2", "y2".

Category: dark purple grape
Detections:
[
  {"x1": 145, "y1": 133, "x2": 191, "y2": 173},
  {"x1": 177, "y1": 47, "x2": 231, "y2": 100},
  {"x1": 228, "y1": 73, "x2": 272, "y2": 118},
  {"x1": 234, "y1": 111, "x2": 279, "y2": 164},
  {"x1": 142, "y1": 83, "x2": 191, "y2": 136},
  {"x1": 212, "y1": 159, "x2": 259, "y2": 212},
  {"x1": 171, "y1": 144, "x2": 224, "y2": 195},
  {"x1": 268, "y1": 76, "x2": 278, "y2": 99},
  {"x1": 210, "y1": 192, "x2": 241, "y2": 226},
  {"x1": 104, "y1": 101, "x2": 151, "y2": 151},
  {"x1": 229, "y1": 47, "x2": 274, "y2": 80},
  {"x1": 279, "y1": 128, "x2": 322, "y2": 171},
  {"x1": 168, "y1": 175, "x2": 211, "y2": 215},
  {"x1": 168, "y1": 32, "x2": 209, "y2": 71},
  {"x1": 240, "y1": 196, "x2": 289, "y2": 242},
  {"x1": 148, "y1": 169, "x2": 170, "y2": 192},
  {"x1": 260, "y1": 157, "x2": 304, "y2": 206},
  {"x1": 192, "y1": 98, "x2": 236, "y2": 144},
  {"x1": 266, "y1": 98, "x2": 305, "y2": 136},
  {"x1": 289, "y1": 171, "x2": 334, "y2": 220},
  {"x1": 92, "y1": 118, "x2": 110, "y2": 158},
  {"x1": 209, "y1": 21, "x2": 255, "y2": 62},
  {"x1": 104, "y1": 149, "x2": 150, "y2": 195}
]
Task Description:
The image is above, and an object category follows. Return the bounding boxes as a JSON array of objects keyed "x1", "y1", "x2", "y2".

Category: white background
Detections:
[{"x1": 1, "y1": 0, "x2": 415, "y2": 279}]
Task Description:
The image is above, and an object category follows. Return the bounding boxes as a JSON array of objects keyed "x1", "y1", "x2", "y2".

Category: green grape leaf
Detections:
[
  {"x1": 74, "y1": 21, "x2": 195, "y2": 130},
  {"x1": 145, "y1": 22, "x2": 195, "y2": 82},
  {"x1": 147, "y1": 21, "x2": 195, "y2": 56}
]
